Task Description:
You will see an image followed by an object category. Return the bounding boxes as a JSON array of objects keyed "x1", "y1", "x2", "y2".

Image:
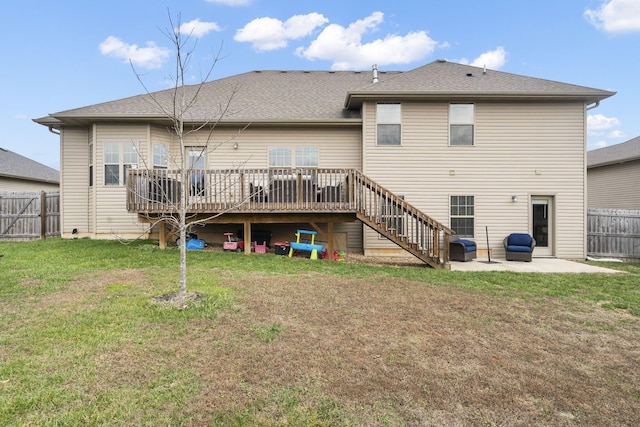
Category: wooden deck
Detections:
[{"x1": 127, "y1": 168, "x2": 451, "y2": 268}]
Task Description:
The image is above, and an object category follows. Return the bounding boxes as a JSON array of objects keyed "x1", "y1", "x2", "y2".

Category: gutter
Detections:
[{"x1": 586, "y1": 101, "x2": 600, "y2": 110}]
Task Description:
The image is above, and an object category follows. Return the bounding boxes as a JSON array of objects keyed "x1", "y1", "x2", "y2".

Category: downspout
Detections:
[
  {"x1": 583, "y1": 100, "x2": 599, "y2": 259},
  {"x1": 48, "y1": 126, "x2": 60, "y2": 135}
]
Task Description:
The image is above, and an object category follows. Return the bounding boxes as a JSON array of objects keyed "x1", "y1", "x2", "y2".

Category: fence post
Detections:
[{"x1": 40, "y1": 191, "x2": 47, "y2": 240}]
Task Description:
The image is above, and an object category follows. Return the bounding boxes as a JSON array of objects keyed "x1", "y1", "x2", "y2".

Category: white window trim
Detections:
[
  {"x1": 376, "y1": 103, "x2": 402, "y2": 146},
  {"x1": 449, "y1": 103, "x2": 475, "y2": 146},
  {"x1": 103, "y1": 141, "x2": 139, "y2": 186}
]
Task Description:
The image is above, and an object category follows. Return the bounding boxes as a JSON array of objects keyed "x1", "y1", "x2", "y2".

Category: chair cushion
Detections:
[
  {"x1": 507, "y1": 245, "x2": 532, "y2": 253},
  {"x1": 453, "y1": 239, "x2": 476, "y2": 252},
  {"x1": 508, "y1": 233, "x2": 532, "y2": 247}
]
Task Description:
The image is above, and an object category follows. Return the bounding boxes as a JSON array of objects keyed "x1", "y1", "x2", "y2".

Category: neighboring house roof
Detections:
[
  {"x1": 587, "y1": 136, "x2": 640, "y2": 168},
  {"x1": 0, "y1": 148, "x2": 60, "y2": 184},
  {"x1": 34, "y1": 60, "x2": 615, "y2": 128}
]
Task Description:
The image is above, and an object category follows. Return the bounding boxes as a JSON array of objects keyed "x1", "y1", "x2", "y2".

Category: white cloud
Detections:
[
  {"x1": 99, "y1": 36, "x2": 170, "y2": 69},
  {"x1": 296, "y1": 12, "x2": 438, "y2": 70},
  {"x1": 585, "y1": 0, "x2": 640, "y2": 33},
  {"x1": 587, "y1": 113, "x2": 621, "y2": 134},
  {"x1": 235, "y1": 13, "x2": 329, "y2": 52},
  {"x1": 206, "y1": 0, "x2": 252, "y2": 6},
  {"x1": 470, "y1": 47, "x2": 507, "y2": 69},
  {"x1": 607, "y1": 129, "x2": 627, "y2": 138},
  {"x1": 459, "y1": 47, "x2": 507, "y2": 70},
  {"x1": 590, "y1": 140, "x2": 609, "y2": 150},
  {"x1": 177, "y1": 19, "x2": 221, "y2": 38}
]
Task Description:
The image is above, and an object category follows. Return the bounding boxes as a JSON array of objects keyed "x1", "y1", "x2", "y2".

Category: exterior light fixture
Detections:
[
  {"x1": 233, "y1": 142, "x2": 238, "y2": 150},
  {"x1": 512, "y1": 195, "x2": 518, "y2": 202}
]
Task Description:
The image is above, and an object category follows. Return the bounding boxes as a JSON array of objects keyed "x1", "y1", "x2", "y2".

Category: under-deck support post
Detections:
[
  {"x1": 244, "y1": 221, "x2": 252, "y2": 255},
  {"x1": 159, "y1": 219, "x2": 167, "y2": 250},
  {"x1": 327, "y1": 222, "x2": 335, "y2": 260}
]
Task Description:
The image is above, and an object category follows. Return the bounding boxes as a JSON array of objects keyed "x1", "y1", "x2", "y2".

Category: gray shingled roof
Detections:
[
  {"x1": 587, "y1": 136, "x2": 640, "y2": 168},
  {"x1": 0, "y1": 148, "x2": 60, "y2": 183},
  {"x1": 34, "y1": 60, "x2": 614, "y2": 127},
  {"x1": 345, "y1": 60, "x2": 614, "y2": 107}
]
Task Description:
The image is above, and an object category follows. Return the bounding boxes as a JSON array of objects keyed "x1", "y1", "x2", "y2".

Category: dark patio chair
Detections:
[
  {"x1": 503, "y1": 233, "x2": 536, "y2": 262},
  {"x1": 450, "y1": 239, "x2": 477, "y2": 262}
]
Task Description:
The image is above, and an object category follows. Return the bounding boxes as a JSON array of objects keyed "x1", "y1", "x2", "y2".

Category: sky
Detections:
[{"x1": 2, "y1": 0, "x2": 640, "y2": 170}]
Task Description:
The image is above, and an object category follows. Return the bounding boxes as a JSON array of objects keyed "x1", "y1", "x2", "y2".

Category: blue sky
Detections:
[{"x1": 2, "y1": 0, "x2": 639, "y2": 170}]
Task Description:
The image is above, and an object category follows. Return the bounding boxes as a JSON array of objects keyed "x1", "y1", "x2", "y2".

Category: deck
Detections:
[{"x1": 126, "y1": 168, "x2": 451, "y2": 268}]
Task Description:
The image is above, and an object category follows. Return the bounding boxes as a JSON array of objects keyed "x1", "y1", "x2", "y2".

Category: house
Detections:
[
  {"x1": 587, "y1": 136, "x2": 640, "y2": 210},
  {"x1": 0, "y1": 148, "x2": 60, "y2": 192},
  {"x1": 33, "y1": 60, "x2": 614, "y2": 266}
]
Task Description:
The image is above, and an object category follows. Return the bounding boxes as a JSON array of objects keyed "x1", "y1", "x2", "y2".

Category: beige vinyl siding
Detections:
[
  {"x1": 363, "y1": 101, "x2": 587, "y2": 259},
  {"x1": 588, "y1": 160, "x2": 640, "y2": 210},
  {"x1": 174, "y1": 125, "x2": 362, "y2": 169},
  {"x1": 88, "y1": 130, "x2": 94, "y2": 234},
  {"x1": 88, "y1": 124, "x2": 363, "y2": 246},
  {"x1": 178, "y1": 125, "x2": 364, "y2": 250},
  {"x1": 60, "y1": 127, "x2": 90, "y2": 237},
  {"x1": 0, "y1": 178, "x2": 58, "y2": 192},
  {"x1": 93, "y1": 124, "x2": 149, "y2": 238}
]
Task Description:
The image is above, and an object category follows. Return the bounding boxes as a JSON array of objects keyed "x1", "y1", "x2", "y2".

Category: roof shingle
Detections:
[
  {"x1": 34, "y1": 60, "x2": 614, "y2": 127},
  {"x1": 0, "y1": 148, "x2": 60, "y2": 183}
]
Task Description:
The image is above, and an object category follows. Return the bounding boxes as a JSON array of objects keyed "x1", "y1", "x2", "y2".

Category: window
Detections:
[
  {"x1": 104, "y1": 142, "x2": 120, "y2": 185},
  {"x1": 186, "y1": 148, "x2": 206, "y2": 196},
  {"x1": 268, "y1": 146, "x2": 318, "y2": 168},
  {"x1": 103, "y1": 141, "x2": 138, "y2": 186},
  {"x1": 449, "y1": 104, "x2": 474, "y2": 146},
  {"x1": 296, "y1": 146, "x2": 318, "y2": 167},
  {"x1": 450, "y1": 195, "x2": 474, "y2": 237},
  {"x1": 269, "y1": 147, "x2": 292, "y2": 167},
  {"x1": 122, "y1": 142, "x2": 137, "y2": 185},
  {"x1": 89, "y1": 144, "x2": 93, "y2": 187},
  {"x1": 376, "y1": 104, "x2": 401, "y2": 146},
  {"x1": 153, "y1": 144, "x2": 168, "y2": 169}
]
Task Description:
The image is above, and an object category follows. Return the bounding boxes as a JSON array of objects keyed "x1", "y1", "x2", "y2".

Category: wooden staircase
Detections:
[{"x1": 351, "y1": 170, "x2": 452, "y2": 269}]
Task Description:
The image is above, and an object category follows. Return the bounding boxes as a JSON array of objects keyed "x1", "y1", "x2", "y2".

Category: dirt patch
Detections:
[
  {"x1": 152, "y1": 291, "x2": 204, "y2": 309},
  {"x1": 174, "y1": 272, "x2": 640, "y2": 426}
]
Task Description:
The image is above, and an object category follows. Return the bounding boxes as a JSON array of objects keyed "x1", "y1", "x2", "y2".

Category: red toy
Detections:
[{"x1": 223, "y1": 232, "x2": 245, "y2": 252}]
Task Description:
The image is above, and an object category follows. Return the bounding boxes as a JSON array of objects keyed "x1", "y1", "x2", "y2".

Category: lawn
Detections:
[{"x1": 1, "y1": 238, "x2": 639, "y2": 426}]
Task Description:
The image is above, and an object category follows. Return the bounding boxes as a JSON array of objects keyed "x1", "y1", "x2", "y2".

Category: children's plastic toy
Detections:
[
  {"x1": 186, "y1": 238, "x2": 206, "y2": 250},
  {"x1": 223, "y1": 232, "x2": 245, "y2": 252},
  {"x1": 288, "y1": 229, "x2": 324, "y2": 260}
]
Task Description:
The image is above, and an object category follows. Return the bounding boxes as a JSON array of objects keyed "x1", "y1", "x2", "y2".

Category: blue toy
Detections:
[{"x1": 288, "y1": 230, "x2": 324, "y2": 260}]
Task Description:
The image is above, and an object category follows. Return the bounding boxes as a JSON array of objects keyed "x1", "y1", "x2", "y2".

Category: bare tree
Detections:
[{"x1": 131, "y1": 12, "x2": 249, "y2": 302}]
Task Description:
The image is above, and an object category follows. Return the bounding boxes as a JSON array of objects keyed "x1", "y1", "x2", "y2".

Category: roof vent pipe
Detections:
[{"x1": 372, "y1": 64, "x2": 378, "y2": 84}]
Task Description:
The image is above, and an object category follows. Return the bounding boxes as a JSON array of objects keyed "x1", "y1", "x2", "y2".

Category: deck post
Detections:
[
  {"x1": 159, "y1": 219, "x2": 167, "y2": 249},
  {"x1": 327, "y1": 222, "x2": 335, "y2": 260},
  {"x1": 243, "y1": 221, "x2": 251, "y2": 255}
]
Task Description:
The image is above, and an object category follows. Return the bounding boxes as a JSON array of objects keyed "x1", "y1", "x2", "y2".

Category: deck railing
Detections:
[
  {"x1": 127, "y1": 168, "x2": 451, "y2": 267},
  {"x1": 351, "y1": 171, "x2": 451, "y2": 267},
  {"x1": 127, "y1": 168, "x2": 355, "y2": 213}
]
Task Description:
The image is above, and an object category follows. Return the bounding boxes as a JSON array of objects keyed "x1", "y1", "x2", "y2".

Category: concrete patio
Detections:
[{"x1": 450, "y1": 257, "x2": 623, "y2": 273}]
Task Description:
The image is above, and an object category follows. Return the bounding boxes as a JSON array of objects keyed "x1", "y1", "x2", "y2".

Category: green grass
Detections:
[{"x1": 0, "y1": 238, "x2": 638, "y2": 426}]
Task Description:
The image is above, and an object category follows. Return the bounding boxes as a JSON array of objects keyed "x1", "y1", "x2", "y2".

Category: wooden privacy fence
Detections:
[
  {"x1": 0, "y1": 191, "x2": 60, "y2": 241},
  {"x1": 587, "y1": 208, "x2": 640, "y2": 260}
]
